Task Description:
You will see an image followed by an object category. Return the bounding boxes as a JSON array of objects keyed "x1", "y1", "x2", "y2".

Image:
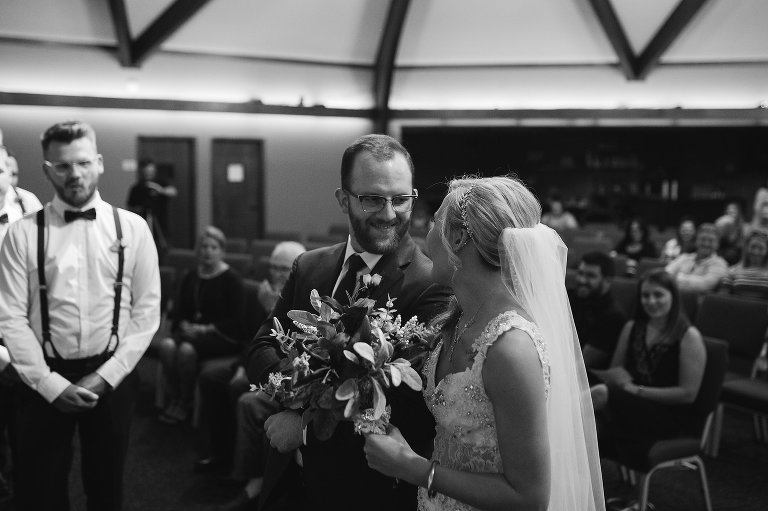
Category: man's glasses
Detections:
[
  {"x1": 43, "y1": 157, "x2": 100, "y2": 175},
  {"x1": 344, "y1": 189, "x2": 418, "y2": 213}
]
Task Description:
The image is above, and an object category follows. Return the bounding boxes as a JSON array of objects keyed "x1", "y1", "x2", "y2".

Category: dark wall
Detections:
[{"x1": 403, "y1": 126, "x2": 768, "y2": 228}]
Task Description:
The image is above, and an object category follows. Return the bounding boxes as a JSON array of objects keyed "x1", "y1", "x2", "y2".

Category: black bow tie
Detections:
[
  {"x1": 64, "y1": 208, "x2": 96, "y2": 223},
  {"x1": 0, "y1": 213, "x2": 7, "y2": 224}
]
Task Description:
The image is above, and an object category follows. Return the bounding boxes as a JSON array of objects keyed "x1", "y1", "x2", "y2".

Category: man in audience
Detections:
[
  {"x1": 4, "y1": 151, "x2": 43, "y2": 215},
  {"x1": 0, "y1": 121, "x2": 160, "y2": 510},
  {"x1": 568, "y1": 251, "x2": 626, "y2": 371},
  {"x1": 665, "y1": 222, "x2": 729, "y2": 293},
  {"x1": 245, "y1": 134, "x2": 450, "y2": 511},
  {"x1": 195, "y1": 241, "x2": 306, "y2": 478}
]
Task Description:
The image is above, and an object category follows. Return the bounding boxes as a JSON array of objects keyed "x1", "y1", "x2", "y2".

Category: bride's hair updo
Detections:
[{"x1": 436, "y1": 175, "x2": 541, "y2": 270}]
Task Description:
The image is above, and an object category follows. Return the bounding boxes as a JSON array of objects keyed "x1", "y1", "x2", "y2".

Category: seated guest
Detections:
[
  {"x1": 719, "y1": 229, "x2": 768, "y2": 300},
  {"x1": 750, "y1": 200, "x2": 768, "y2": 233},
  {"x1": 717, "y1": 217, "x2": 744, "y2": 266},
  {"x1": 195, "y1": 241, "x2": 306, "y2": 476},
  {"x1": 541, "y1": 195, "x2": 578, "y2": 233},
  {"x1": 613, "y1": 218, "x2": 657, "y2": 275},
  {"x1": 660, "y1": 217, "x2": 696, "y2": 263},
  {"x1": 569, "y1": 251, "x2": 627, "y2": 371},
  {"x1": 665, "y1": 223, "x2": 728, "y2": 293},
  {"x1": 157, "y1": 226, "x2": 246, "y2": 425},
  {"x1": 591, "y1": 269, "x2": 706, "y2": 467}
]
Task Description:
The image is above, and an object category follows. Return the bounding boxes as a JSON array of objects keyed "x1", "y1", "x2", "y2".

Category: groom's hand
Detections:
[{"x1": 265, "y1": 410, "x2": 303, "y2": 453}]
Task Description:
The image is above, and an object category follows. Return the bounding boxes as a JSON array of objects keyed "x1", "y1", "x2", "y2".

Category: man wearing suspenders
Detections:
[{"x1": 0, "y1": 121, "x2": 160, "y2": 510}]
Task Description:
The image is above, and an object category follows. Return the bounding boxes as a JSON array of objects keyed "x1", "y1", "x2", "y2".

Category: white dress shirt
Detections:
[
  {"x1": 5, "y1": 186, "x2": 43, "y2": 215},
  {"x1": 330, "y1": 236, "x2": 383, "y2": 298},
  {"x1": 0, "y1": 191, "x2": 160, "y2": 402}
]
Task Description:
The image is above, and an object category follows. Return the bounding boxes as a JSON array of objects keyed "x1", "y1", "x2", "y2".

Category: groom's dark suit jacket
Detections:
[{"x1": 246, "y1": 234, "x2": 450, "y2": 511}]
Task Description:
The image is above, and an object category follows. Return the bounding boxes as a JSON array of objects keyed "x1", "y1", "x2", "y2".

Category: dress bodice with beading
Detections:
[{"x1": 418, "y1": 310, "x2": 550, "y2": 511}]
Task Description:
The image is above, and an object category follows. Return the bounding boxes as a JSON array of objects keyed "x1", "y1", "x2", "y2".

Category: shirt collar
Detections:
[
  {"x1": 344, "y1": 236, "x2": 383, "y2": 272},
  {"x1": 50, "y1": 191, "x2": 103, "y2": 219}
]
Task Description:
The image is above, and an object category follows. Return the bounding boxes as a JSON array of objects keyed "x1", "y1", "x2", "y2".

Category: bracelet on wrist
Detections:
[{"x1": 427, "y1": 459, "x2": 440, "y2": 498}]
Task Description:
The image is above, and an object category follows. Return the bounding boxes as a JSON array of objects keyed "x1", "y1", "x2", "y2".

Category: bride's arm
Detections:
[{"x1": 365, "y1": 329, "x2": 550, "y2": 511}]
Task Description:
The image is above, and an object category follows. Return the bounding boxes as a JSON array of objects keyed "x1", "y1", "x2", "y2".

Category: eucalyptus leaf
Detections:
[
  {"x1": 353, "y1": 343, "x2": 375, "y2": 364},
  {"x1": 371, "y1": 378, "x2": 386, "y2": 419},
  {"x1": 335, "y1": 378, "x2": 357, "y2": 400},
  {"x1": 287, "y1": 310, "x2": 319, "y2": 326},
  {"x1": 399, "y1": 365, "x2": 423, "y2": 391},
  {"x1": 313, "y1": 409, "x2": 339, "y2": 441},
  {"x1": 388, "y1": 364, "x2": 402, "y2": 386}
]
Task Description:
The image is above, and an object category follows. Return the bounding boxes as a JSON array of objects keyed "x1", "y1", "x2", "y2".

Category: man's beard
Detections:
[{"x1": 350, "y1": 213, "x2": 409, "y2": 255}]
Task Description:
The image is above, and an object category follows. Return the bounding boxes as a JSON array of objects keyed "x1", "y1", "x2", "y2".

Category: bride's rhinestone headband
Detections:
[{"x1": 458, "y1": 185, "x2": 476, "y2": 239}]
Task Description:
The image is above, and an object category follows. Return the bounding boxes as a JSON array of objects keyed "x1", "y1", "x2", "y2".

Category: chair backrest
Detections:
[
  {"x1": 679, "y1": 289, "x2": 701, "y2": 324},
  {"x1": 158, "y1": 265, "x2": 177, "y2": 314},
  {"x1": 225, "y1": 237, "x2": 249, "y2": 254},
  {"x1": 691, "y1": 337, "x2": 729, "y2": 421},
  {"x1": 223, "y1": 253, "x2": 253, "y2": 278},
  {"x1": 242, "y1": 279, "x2": 268, "y2": 338},
  {"x1": 612, "y1": 254, "x2": 629, "y2": 278},
  {"x1": 636, "y1": 257, "x2": 666, "y2": 278},
  {"x1": 163, "y1": 248, "x2": 198, "y2": 275},
  {"x1": 694, "y1": 294, "x2": 768, "y2": 376},
  {"x1": 610, "y1": 277, "x2": 638, "y2": 317}
]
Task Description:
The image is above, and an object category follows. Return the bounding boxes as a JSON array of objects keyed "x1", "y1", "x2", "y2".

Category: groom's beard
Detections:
[{"x1": 349, "y1": 211, "x2": 410, "y2": 255}]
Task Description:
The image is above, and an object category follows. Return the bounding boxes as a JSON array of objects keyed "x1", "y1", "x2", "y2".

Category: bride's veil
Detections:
[{"x1": 499, "y1": 224, "x2": 605, "y2": 511}]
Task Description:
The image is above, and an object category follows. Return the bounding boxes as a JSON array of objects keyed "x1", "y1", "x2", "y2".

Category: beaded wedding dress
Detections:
[{"x1": 418, "y1": 310, "x2": 549, "y2": 511}]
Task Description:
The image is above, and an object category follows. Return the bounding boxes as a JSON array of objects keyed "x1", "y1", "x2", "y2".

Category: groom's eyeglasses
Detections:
[{"x1": 343, "y1": 189, "x2": 418, "y2": 213}]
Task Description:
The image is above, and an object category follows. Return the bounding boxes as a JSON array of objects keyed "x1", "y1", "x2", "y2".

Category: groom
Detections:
[{"x1": 246, "y1": 134, "x2": 450, "y2": 511}]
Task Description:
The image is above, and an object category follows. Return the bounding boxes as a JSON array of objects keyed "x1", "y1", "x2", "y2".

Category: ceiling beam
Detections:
[
  {"x1": 635, "y1": 0, "x2": 709, "y2": 80},
  {"x1": 106, "y1": 0, "x2": 133, "y2": 67},
  {"x1": 373, "y1": 0, "x2": 411, "y2": 133},
  {"x1": 131, "y1": 0, "x2": 212, "y2": 67},
  {"x1": 587, "y1": 0, "x2": 638, "y2": 80}
]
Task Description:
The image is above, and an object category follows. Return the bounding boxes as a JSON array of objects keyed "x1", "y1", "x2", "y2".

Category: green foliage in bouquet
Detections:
[{"x1": 261, "y1": 277, "x2": 435, "y2": 440}]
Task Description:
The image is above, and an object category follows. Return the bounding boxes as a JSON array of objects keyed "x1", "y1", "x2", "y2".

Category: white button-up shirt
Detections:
[{"x1": 0, "y1": 191, "x2": 160, "y2": 402}]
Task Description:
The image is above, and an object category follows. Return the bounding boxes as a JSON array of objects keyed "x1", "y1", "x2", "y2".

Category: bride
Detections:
[{"x1": 364, "y1": 176, "x2": 605, "y2": 511}]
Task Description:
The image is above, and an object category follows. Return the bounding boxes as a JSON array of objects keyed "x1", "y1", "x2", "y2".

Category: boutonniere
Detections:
[{"x1": 110, "y1": 239, "x2": 128, "y2": 252}]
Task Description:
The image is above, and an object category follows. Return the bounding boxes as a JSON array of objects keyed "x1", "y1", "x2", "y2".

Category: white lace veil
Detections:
[{"x1": 499, "y1": 224, "x2": 605, "y2": 511}]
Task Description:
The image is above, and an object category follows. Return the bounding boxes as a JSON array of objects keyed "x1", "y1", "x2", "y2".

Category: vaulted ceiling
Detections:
[{"x1": 1, "y1": 0, "x2": 767, "y2": 127}]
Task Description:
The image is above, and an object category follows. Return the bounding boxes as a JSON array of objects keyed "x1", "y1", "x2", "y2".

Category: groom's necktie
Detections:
[{"x1": 333, "y1": 254, "x2": 367, "y2": 303}]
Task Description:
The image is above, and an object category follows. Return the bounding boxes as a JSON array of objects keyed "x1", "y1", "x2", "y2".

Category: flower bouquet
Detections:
[{"x1": 260, "y1": 275, "x2": 436, "y2": 439}]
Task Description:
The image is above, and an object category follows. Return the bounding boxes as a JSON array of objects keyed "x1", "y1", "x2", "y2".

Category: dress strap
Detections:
[{"x1": 471, "y1": 310, "x2": 551, "y2": 397}]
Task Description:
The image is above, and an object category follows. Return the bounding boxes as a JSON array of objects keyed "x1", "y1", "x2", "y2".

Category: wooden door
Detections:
[
  {"x1": 211, "y1": 139, "x2": 264, "y2": 240},
  {"x1": 137, "y1": 137, "x2": 196, "y2": 249}
]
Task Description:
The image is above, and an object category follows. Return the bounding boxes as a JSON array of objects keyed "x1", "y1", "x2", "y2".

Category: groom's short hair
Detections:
[{"x1": 340, "y1": 134, "x2": 414, "y2": 190}]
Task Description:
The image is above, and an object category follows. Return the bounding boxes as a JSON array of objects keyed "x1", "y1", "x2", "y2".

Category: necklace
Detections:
[{"x1": 448, "y1": 306, "x2": 482, "y2": 363}]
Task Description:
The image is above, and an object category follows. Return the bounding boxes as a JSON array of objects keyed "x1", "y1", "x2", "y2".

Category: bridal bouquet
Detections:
[{"x1": 260, "y1": 275, "x2": 435, "y2": 439}]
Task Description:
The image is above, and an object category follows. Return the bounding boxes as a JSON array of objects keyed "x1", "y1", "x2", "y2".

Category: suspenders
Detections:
[
  {"x1": 12, "y1": 186, "x2": 25, "y2": 215},
  {"x1": 36, "y1": 207, "x2": 125, "y2": 360}
]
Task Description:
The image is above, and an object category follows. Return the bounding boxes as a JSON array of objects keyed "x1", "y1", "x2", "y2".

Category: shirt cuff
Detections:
[
  {"x1": 38, "y1": 371, "x2": 72, "y2": 403},
  {"x1": 96, "y1": 356, "x2": 127, "y2": 390}
]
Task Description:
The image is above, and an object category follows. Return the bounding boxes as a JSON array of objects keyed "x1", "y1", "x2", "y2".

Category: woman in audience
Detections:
[
  {"x1": 660, "y1": 217, "x2": 696, "y2": 263},
  {"x1": 157, "y1": 226, "x2": 246, "y2": 424},
  {"x1": 750, "y1": 200, "x2": 768, "y2": 233},
  {"x1": 719, "y1": 229, "x2": 768, "y2": 300},
  {"x1": 590, "y1": 269, "x2": 706, "y2": 466},
  {"x1": 613, "y1": 218, "x2": 657, "y2": 274},
  {"x1": 541, "y1": 195, "x2": 579, "y2": 233}
]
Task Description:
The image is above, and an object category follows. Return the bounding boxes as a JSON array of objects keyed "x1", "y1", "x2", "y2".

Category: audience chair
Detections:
[
  {"x1": 164, "y1": 248, "x2": 198, "y2": 276},
  {"x1": 565, "y1": 268, "x2": 578, "y2": 291},
  {"x1": 609, "y1": 337, "x2": 728, "y2": 511},
  {"x1": 679, "y1": 289, "x2": 701, "y2": 324},
  {"x1": 159, "y1": 266, "x2": 177, "y2": 315},
  {"x1": 610, "y1": 277, "x2": 638, "y2": 317},
  {"x1": 225, "y1": 237, "x2": 249, "y2": 254},
  {"x1": 635, "y1": 258, "x2": 666, "y2": 279},
  {"x1": 612, "y1": 254, "x2": 629, "y2": 278},
  {"x1": 224, "y1": 253, "x2": 254, "y2": 278},
  {"x1": 694, "y1": 294, "x2": 768, "y2": 455}
]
